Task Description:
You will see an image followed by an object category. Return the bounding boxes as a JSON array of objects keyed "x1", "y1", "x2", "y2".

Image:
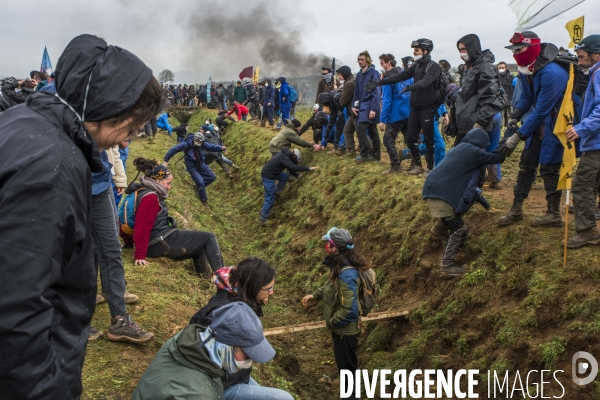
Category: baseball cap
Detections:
[
  {"x1": 322, "y1": 227, "x2": 354, "y2": 249},
  {"x1": 206, "y1": 302, "x2": 275, "y2": 363},
  {"x1": 505, "y1": 31, "x2": 541, "y2": 50}
]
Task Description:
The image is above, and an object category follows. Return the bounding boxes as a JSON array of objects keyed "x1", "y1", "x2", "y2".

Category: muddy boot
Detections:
[
  {"x1": 107, "y1": 314, "x2": 154, "y2": 344},
  {"x1": 429, "y1": 219, "x2": 449, "y2": 240},
  {"x1": 345, "y1": 149, "x2": 357, "y2": 157},
  {"x1": 563, "y1": 232, "x2": 600, "y2": 249},
  {"x1": 96, "y1": 293, "x2": 106, "y2": 305},
  {"x1": 260, "y1": 119, "x2": 266, "y2": 127},
  {"x1": 531, "y1": 200, "x2": 562, "y2": 227},
  {"x1": 88, "y1": 326, "x2": 104, "y2": 341},
  {"x1": 406, "y1": 165, "x2": 423, "y2": 175},
  {"x1": 404, "y1": 158, "x2": 416, "y2": 171},
  {"x1": 440, "y1": 227, "x2": 468, "y2": 277},
  {"x1": 381, "y1": 166, "x2": 401, "y2": 176},
  {"x1": 498, "y1": 198, "x2": 525, "y2": 227},
  {"x1": 335, "y1": 149, "x2": 346, "y2": 156}
]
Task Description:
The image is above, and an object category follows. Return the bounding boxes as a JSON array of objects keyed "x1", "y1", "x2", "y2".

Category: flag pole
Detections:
[{"x1": 564, "y1": 189, "x2": 570, "y2": 266}]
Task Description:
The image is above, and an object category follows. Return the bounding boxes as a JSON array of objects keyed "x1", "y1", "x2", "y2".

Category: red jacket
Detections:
[
  {"x1": 226, "y1": 104, "x2": 249, "y2": 121},
  {"x1": 120, "y1": 194, "x2": 160, "y2": 260}
]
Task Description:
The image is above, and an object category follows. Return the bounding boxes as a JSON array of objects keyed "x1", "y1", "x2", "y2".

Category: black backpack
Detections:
[{"x1": 426, "y1": 61, "x2": 449, "y2": 108}]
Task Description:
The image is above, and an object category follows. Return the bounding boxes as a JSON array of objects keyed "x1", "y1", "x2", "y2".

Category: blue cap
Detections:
[{"x1": 207, "y1": 302, "x2": 275, "y2": 363}]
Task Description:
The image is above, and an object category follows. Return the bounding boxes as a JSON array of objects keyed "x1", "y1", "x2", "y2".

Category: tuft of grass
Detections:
[{"x1": 539, "y1": 336, "x2": 567, "y2": 369}]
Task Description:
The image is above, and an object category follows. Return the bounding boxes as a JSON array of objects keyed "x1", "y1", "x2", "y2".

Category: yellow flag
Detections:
[
  {"x1": 565, "y1": 16, "x2": 584, "y2": 48},
  {"x1": 252, "y1": 66, "x2": 260, "y2": 84},
  {"x1": 553, "y1": 64, "x2": 577, "y2": 190}
]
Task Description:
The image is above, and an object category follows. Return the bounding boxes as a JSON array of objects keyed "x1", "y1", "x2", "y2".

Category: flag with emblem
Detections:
[{"x1": 553, "y1": 63, "x2": 576, "y2": 190}]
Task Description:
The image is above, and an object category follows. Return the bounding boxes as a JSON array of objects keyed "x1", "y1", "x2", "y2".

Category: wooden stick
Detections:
[
  {"x1": 564, "y1": 190, "x2": 570, "y2": 267},
  {"x1": 263, "y1": 310, "x2": 409, "y2": 336}
]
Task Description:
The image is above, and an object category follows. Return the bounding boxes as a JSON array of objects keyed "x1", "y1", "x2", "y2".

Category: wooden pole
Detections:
[
  {"x1": 263, "y1": 310, "x2": 409, "y2": 336},
  {"x1": 564, "y1": 189, "x2": 570, "y2": 267}
]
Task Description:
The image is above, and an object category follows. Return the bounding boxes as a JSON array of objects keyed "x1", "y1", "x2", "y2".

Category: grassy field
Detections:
[{"x1": 83, "y1": 106, "x2": 600, "y2": 399}]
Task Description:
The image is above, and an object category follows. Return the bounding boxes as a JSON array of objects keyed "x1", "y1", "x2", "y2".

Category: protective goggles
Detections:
[{"x1": 509, "y1": 32, "x2": 541, "y2": 46}]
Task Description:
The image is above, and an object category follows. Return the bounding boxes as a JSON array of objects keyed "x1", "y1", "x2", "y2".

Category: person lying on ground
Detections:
[
  {"x1": 120, "y1": 158, "x2": 224, "y2": 276},
  {"x1": 131, "y1": 302, "x2": 283, "y2": 400},
  {"x1": 0, "y1": 33, "x2": 165, "y2": 400},
  {"x1": 423, "y1": 128, "x2": 506, "y2": 277},
  {"x1": 188, "y1": 257, "x2": 292, "y2": 400}
]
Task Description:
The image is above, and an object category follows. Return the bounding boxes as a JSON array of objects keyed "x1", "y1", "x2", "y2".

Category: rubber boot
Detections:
[
  {"x1": 498, "y1": 198, "x2": 525, "y2": 227},
  {"x1": 440, "y1": 227, "x2": 468, "y2": 277},
  {"x1": 531, "y1": 200, "x2": 562, "y2": 227}
]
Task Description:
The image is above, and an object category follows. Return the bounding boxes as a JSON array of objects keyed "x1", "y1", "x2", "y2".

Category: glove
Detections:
[
  {"x1": 506, "y1": 118, "x2": 518, "y2": 130},
  {"x1": 400, "y1": 85, "x2": 413, "y2": 94},
  {"x1": 474, "y1": 189, "x2": 490, "y2": 211},
  {"x1": 496, "y1": 132, "x2": 523, "y2": 157},
  {"x1": 505, "y1": 131, "x2": 523, "y2": 149},
  {"x1": 364, "y1": 79, "x2": 380, "y2": 92}
]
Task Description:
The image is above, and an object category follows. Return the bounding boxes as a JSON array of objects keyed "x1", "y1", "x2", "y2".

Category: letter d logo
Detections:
[{"x1": 572, "y1": 351, "x2": 598, "y2": 386}]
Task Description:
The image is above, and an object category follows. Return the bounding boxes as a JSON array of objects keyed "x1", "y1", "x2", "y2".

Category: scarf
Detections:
[
  {"x1": 513, "y1": 45, "x2": 541, "y2": 71},
  {"x1": 322, "y1": 72, "x2": 333, "y2": 83},
  {"x1": 140, "y1": 175, "x2": 168, "y2": 199},
  {"x1": 213, "y1": 266, "x2": 237, "y2": 295}
]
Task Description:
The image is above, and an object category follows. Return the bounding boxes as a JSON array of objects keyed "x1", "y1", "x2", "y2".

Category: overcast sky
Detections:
[{"x1": 3, "y1": 0, "x2": 598, "y2": 83}]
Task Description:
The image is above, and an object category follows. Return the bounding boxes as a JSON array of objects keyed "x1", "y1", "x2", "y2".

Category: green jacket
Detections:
[
  {"x1": 269, "y1": 123, "x2": 314, "y2": 155},
  {"x1": 131, "y1": 325, "x2": 225, "y2": 400},
  {"x1": 233, "y1": 86, "x2": 247, "y2": 103},
  {"x1": 312, "y1": 260, "x2": 361, "y2": 336}
]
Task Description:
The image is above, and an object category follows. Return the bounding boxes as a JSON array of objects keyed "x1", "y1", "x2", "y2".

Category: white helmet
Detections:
[
  {"x1": 313, "y1": 104, "x2": 319, "y2": 112},
  {"x1": 292, "y1": 149, "x2": 301, "y2": 162}
]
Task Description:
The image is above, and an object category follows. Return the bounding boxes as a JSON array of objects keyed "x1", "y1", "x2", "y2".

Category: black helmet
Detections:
[{"x1": 411, "y1": 38, "x2": 434, "y2": 52}]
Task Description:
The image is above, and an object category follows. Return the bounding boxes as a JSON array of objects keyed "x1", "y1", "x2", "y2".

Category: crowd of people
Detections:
[{"x1": 0, "y1": 28, "x2": 599, "y2": 400}]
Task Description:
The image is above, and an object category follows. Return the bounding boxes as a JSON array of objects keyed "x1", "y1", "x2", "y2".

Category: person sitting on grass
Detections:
[
  {"x1": 120, "y1": 158, "x2": 224, "y2": 276},
  {"x1": 259, "y1": 149, "x2": 318, "y2": 227},
  {"x1": 131, "y1": 302, "x2": 281, "y2": 400},
  {"x1": 423, "y1": 128, "x2": 505, "y2": 277},
  {"x1": 302, "y1": 227, "x2": 369, "y2": 400},
  {"x1": 189, "y1": 257, "x2": 292, "y2": 400},
  {"x1": 269, "y1": 118, "x2": 319, "y2": 156}
]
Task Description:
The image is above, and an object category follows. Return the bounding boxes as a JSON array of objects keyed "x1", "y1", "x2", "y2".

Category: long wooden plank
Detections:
[{"x1": 263, "y1": 310, "x2": 409, "y2": 336}]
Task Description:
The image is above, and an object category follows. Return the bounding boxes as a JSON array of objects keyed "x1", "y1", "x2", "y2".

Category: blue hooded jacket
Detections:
[
  {"x1": 573, "y1": 63, "x2": 600, "y2": 152},
  {"x1": 163, "y1": 134, "x2": 223, "y2": 167},
  {"x1": 380, "y1": 67, "x2": 412, "y2": 123},
  {"x1": 263, "y1": 79, "x2": 275, "y2": 108},
  {"x1": 353, "y1": 64, "x2": 381, "y2": 124},
  {"x1": 278, "y1": 77, "x2": 291, "y2": 115},
  {"x1": 91, "y1": 150, "x2": 112, "y2": 196},
  {"x1": 156, "y1": 112, "x2": 172, "y2": 133},
  {"x1": 423, "y1": 129, "x2": 504, "y2": 212},
  {"x1": 515, "y1": 44, "x2": 569, "y2": 164}
]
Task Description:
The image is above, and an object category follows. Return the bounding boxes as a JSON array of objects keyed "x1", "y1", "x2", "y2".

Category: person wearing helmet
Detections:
[
  {"x1": 259, "y1": 149, "x2": 318, "y2": 227},
  {"x1": 564, "y1": 34, "x2": 600, "y2": 248},
  {"x1": 163, "y1": 130, "x2": 226, "y2": 208},
  {"x1": 366, "y1": 39, "x2": 443, "y2": 177},
  {"x1": 495, "y1": 31, "x2": 570, "y2": 228}
]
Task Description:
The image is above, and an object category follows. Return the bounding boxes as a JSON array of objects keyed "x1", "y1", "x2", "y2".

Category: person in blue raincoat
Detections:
[
  {"x1": 261, "y1": 79, "x2": 275, "y2": 127},
  {"x1": 164, "y1": 132, "x2": 225, "y2": 207},
  {"x1": 496, "y1": 31, "x2": 570, "y2": 228},
  {"x1": 352, "y1": 50, "x2": 381, "y2": 163},
  {"x1": 156, "y1": 111, "x2": 173, "y2": 135},
  {"x1": 277, "y1": 77, "x2": 291, "y2": 126}
]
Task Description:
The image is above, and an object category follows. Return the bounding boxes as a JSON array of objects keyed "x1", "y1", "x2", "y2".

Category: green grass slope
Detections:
[{"x1": 83, "y1": 108, "x2": 600, "y2": 399}]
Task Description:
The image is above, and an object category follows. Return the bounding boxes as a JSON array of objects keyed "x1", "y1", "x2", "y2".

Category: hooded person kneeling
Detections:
[
  {"x1": 422, "y1": 128, "x2": 506, "y2": 277},
  {"x1": 131, "y1": 302, "x2": 279, "y2": 400}
]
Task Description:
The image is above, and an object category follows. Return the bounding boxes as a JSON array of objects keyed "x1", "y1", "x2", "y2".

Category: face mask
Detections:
[
  {"x1": 582, "y1": 67, "x2": 591, "y2": 76},
  {"x1": 413, "y1": 55, "x2": 422, "y2": 61},
  {"x1": 498, "y1": 69, "x2": 506, "y2": 73},
  {"x1": 460, "y1": 52, "x2": 469, "y2": 61},
  {"x1": 265, "y1": 83, "x2": 269, "y2": 87},
  {"x1": 339, "y1": 80, "x2": 344, "y2": 84},
  {"x1": 518, "y1": 66, "x2": 533, "y2": 75},
  {"x1": 235, "y1": 358, "x2": 253, "y2": 370}
]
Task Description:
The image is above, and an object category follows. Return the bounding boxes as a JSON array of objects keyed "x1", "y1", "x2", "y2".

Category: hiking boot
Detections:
[
  {"x1": 531, "y1": 201, "x2": 562, "y2": 227},
  {"x1": 335, "y1": 149, "x2": 346, "y2": 156},
  {"x1": 259, "y1": 219, "x2": 268, "y2": 227},
  {"x1": 440, "y1": 264, "x2": 468, "y2": 277},
  {"x1": 488, "y1": 182, "x2": 502, "y2": 189},
  {"x1": 381, "y1": 167, "x2": 401, "y2": 175},
  {"x1": 89, "y1": 326, "x2": 105, "y2": 341},
  {"x1": 226, "y1": 172, "x2": 233, "y2": 179},
  {"x1": 96, "y1": 293, "x2": 106, "y2": 305},
  {"x1": 202, "y1": 201, "x2": 209, "y2": 209},
  {"x1": 107, "y1": 314, "x2": 154, "y2": 344},
  {"x1": 429, "y1": 219, "x2": 449, "y2": 240},
  {"x1": 564, "y1": 233, "x2": 600, "y2": 249},
  {"x1": 327, "y1": 149, "x2": 336, "y2": 155},
  {"x1": 124, "y1": 291, "x2": 139, "y2": 304},
  {"x1": 368, "y1": 156, "x2": 380, "y2": 163},
  {"x1": 231, "y1": 164, "x2": 240, "y2": 170},
  {"x1": 354, "y1": 156, "x2": 366, "y2": 164},
  {"x1": 498, "y1": 198, "x2": 525, "y2": 227},
  {"x1": 404, "y1": 159, "x2": 416, "y2": 171},
  {"x1": 406, "y1": 165, "x2": 423, "y2": 175},
  {"x1": 419, "y1": 169, "x2": 430, "y2": 178},
  {"x1": 344, "y1": 150, "x2": 357, "y2": 157}
]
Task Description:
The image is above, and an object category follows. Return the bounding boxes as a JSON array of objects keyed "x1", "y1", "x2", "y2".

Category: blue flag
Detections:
[
  {"x1": 41, "y1": 46, "x2": 52, "y2": 74},
  {"x1": 207, "y1": 76, "x2": 212, "y2": 104}
]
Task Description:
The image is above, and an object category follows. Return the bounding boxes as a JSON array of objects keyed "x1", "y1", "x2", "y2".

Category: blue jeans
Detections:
[
  {"x1": 485, "y1": 113, "x2": 503, "y2": 183},
  {"x1": 222, "y1": 155, "x2": 233, "y2": 166},
  {"x1": 223, "y1": 378, "x2": 293, "y2": 400},
  {"x1": 433, "y1": 119, "x2": 446, "y2": 167},
  {"x1": 260, "y1": 173, "x2": 289, "y2": 221}
]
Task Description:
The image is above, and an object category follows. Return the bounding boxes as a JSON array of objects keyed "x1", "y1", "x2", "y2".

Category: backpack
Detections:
[
  {"x1": 426, "y1": 61, "x2": 449, "y2": 108},
  {"x1": 340, "y1": 266, "x2": 379, "y2": 317},
  {"x1": 288, "y1": 85, "x2": 298, "y2": 103},
  {"x1": 118, "y1": 188, "x2": 154, "y2": 235}
]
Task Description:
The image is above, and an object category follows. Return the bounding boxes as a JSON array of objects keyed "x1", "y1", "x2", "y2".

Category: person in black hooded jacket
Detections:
[
  {"x1": 423, "y1": 128, "x2": 505, "y2": 277},
  {"x1": 0, "y1": 34, "x2": 164, "y2": 400}
]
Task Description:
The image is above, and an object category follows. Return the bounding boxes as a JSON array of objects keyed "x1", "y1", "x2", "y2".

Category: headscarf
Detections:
[{"x1": 213, "y1": 266, "x2": 237, "y2": 295}]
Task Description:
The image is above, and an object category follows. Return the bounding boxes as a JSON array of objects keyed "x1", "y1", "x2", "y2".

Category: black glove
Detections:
[
  {"x1": 400, "y1": 85, "x2": 413, "y2": 94},
  {"x1": 364, "y1": 79, "x2": 380, "y2": 92}
]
